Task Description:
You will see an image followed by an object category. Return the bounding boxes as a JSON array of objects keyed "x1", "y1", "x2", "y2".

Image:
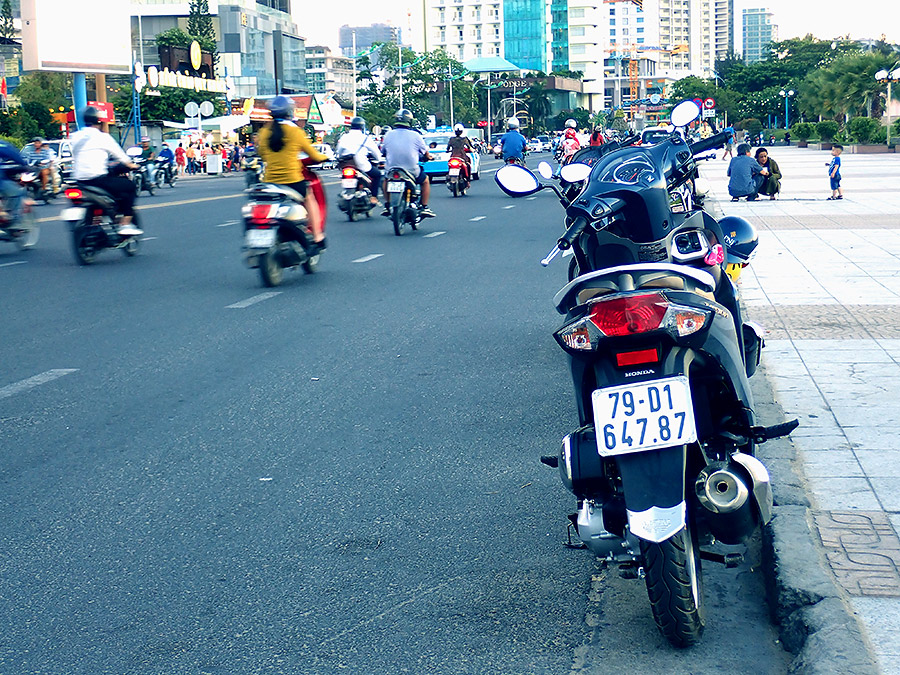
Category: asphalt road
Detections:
[{"x1": 0, "y1": 155, "x2": 788, "y2": 674}]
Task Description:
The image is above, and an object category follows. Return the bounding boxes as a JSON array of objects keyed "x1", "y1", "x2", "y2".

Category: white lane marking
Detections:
[
  {"x1": 424, "y1": 231, "x2": 445, "y2": 238},
  {"x1": 226, "y1": 292, "x2": 281, "y2": 309},
  {"x1": 0, "y1": 369, "x2": 78, "y2": 400},
  {"x1": 218, "y1": 220, "x2": 238, "y2": 228},
  {"x1": 0, "y1": 261, "x2": 27, "y2": 268},
  {"x1": 527, "y1": 196, "x2": 537, "y2": 201},
  {"x1": 140, "y1": 237, "x2": 158, "y2": 241},
  {"x1": 470, "y1": 216, "x2": 486, "y2": 222},
  {"x1": 352, "y1": 254, "x2": 384, "y2": 263},
  {"x1": 503, "y1": 205, "x2": 516, "y2": 209}
]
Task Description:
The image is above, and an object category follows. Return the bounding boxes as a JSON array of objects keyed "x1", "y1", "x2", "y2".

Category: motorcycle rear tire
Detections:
[
  {"x1": 450, "y1": 182, "x2": 458, "y2": 198},
  {"x1": 123, "y1": 237, "x2": 140, "y2": 257},
  {"x1": 567, "y1": 256, "x2": 580, "y2": 282},
  {"x1": 392, "y1": 206, "x2": 405, "y2": 236},
  {"x1": 640, "y1": 522, "x2": 705, "y2": 648},
  {"x1": 348, "y1": 208, "x2": 356, "y2": 222},
  {"x1": 72, "y1": 227, "x2": 98, "y2": 266},
  {"x1": 301, "y1": 253, "x2": 319, "y2": 274},
  {"x1": 259, "y1": 249, "x2": 284, "y2": 287},
  {"x1": 14, "y1": 210, "x2": 39, "y2": 250}
]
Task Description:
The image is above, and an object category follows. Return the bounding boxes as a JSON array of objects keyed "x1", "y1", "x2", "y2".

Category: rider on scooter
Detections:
[
  {"x1": 446, "y1": 124, "x2": 474, "y2": 179},
  {"x1": 336, "y1": 116, "x2": 384, "y2": 207},
  {"x1": 380, "y1": 109, "x2": 435, "y2": 218},
  {"x1": 20, "y1": 137, "x2": 56, "y2": 194},
  {"x1": 499, "y1": 117, "x2": 527, "y2": 164},
  {"x1": 560, "y1": 119, "x2": 581, "y2": 163}
]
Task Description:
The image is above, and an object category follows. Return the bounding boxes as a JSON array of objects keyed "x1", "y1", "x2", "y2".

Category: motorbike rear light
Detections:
[
  {"x1": 65, "y1": 188, "x2": 82, "y2": 200},
  {"x1": 615, "y1": 348, "x2": 660, "y2": 367},
  {"x1": 249, "y1": 204, "x2": 276, "y2": 223},
  {"x1": 589, "y1": 293, "x2": 668, "y2": 337},
  {"x1": 448, "y1": 158, "x2": 463, "y2": 168},
  {"x1": 342, "y1": 167, "x2": 356, "y2": 178}
]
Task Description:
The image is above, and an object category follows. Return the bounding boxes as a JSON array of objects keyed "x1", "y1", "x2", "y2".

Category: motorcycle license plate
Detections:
[
  {"x1": 60, "y1": 207, "x2": 86, "y2": 221},
  {"x1": 387, "y1": 181, "x2": 405, "y2": 193},
  {"x1": 341, "y1": 178, "x2": 357, "y2": 189},
  {"x1": 244, "y1": 229, "x2": 276, "y2": 249},
  {"x1": 591, "y1": 376, "x2": 697, "y2": 457},
  {"x1": 448, "y1": 168, "x2": 460, "y2": 176}
]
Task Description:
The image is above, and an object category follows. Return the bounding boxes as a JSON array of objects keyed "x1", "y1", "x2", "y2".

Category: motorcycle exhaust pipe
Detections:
[{"x1": 694, "y1": 462, "x2": 757, "y2": 545}]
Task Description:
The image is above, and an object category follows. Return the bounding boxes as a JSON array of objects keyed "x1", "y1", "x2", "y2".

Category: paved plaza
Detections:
[{"x1": 703, "y1": 145, "x2": 900, "y2": 673}]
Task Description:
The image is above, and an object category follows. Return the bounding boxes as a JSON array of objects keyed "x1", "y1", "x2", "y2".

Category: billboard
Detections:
[{"x1": 21, "y1": 0, "x2": 131, "y2": 74}]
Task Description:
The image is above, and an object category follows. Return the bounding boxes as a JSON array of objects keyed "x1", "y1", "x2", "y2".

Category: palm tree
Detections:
[{"x1": 524, "y1": 82, "x2": 552, "y2": 132}]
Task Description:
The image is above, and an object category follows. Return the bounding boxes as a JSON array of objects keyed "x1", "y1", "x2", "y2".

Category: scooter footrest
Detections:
[
  {"x1": 540, "y1": 455, "x2": 559, "y2": 468},
  {"x1": 751, "y1": 419, "x2": 800, "y2": 443}
]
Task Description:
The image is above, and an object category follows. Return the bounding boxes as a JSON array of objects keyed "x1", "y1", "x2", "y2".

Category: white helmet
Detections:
[
  {"x1": 565, "y1": 118, "x2": 577, "y2": 129},
  {"x1": 507, "y1": 117, "x2": 519, "y2": 129},
  {"x1": 454, "y1": 123, "x2": 464, "y2": 134}
]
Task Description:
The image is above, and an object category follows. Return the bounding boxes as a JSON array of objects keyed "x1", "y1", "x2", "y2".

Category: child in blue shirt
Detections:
[{"x1": 826, "y1": 144, "x2": 843, "y2": 200}]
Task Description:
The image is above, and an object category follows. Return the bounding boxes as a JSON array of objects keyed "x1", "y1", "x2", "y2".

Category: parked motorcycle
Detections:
[
  {"x1": 337, "y1": 158, "x2": 377, "y2": 221},
  {"x1": 242, "y1": 152, "x2": 265, "y2": 188},
  {"x1": 0, "y1": 163, "x2": 39, "y2": 250},
  {"x1": 61, "y1": 182, "x2": 140, "y2": 265},
  {"x1": 383, "y1": 166, "x2": 423, "y2": 236},
  {"x1": 446, "y1": 156, "x2": 470, "y2": 197},
  {"x1": 495, "y1": 101, "x2": 798, "y2": 648},
  {"x1": 241, "y1": 170, "x2": 325, "y2": 287}
]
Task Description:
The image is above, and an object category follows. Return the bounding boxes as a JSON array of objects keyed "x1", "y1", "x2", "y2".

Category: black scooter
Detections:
[{"x1": 495, "y1": 101, "x2": 797, "y2": 648}]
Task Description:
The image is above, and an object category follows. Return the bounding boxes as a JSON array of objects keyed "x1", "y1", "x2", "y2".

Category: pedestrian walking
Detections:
[
  {"x1": 722, "y1": 128, "x2": 735, "y2": 160},
  {"x1": 755, "y1": 147, "x2": 782, "y2": 200},
  {"x1": 826, "y1": 144, "x2": 843, "y2": 200},
  {"x1": 175, "y1": 143, "x2": 186, "y2": 175},
  {"x1": 185, "y1": 144, "x2": 196, "y2": 174}
]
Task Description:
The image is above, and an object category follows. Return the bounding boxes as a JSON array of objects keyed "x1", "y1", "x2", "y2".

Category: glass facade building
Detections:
[
  {"x1": 502, "y1": 0, "x2": 547, "y2": 72},
  {"x1": 550, "y1": 0, "x2": 569, "y2": 72},
  {"x1": 742, "y1": 7, "x2": 776, "y2": 63}
]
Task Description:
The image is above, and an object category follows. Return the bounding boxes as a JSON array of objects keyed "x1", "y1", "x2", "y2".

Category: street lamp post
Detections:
[
  {"x1": 779, "y1": 89, "x2": 795, "y2": 130},
  {"x1": 876, "y1": 67, "x2": 900, "y2": 146}
]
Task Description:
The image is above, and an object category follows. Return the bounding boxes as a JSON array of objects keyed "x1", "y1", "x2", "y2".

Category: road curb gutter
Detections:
[{"x1": 752, "y1": 362, "x2": 879, "y2": 675}]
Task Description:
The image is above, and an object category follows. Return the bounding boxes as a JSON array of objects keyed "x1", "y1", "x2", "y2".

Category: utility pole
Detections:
[{"x1": 352, "y1": 31, "x2": 357, "y2": 117}]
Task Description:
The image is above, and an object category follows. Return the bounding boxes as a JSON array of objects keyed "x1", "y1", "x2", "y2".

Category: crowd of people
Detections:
[{"x1": 174, "y1": 141, "x2": 251, "y2": 176}]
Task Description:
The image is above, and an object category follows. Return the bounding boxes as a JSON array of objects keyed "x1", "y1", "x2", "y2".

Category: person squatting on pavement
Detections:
[
  {"x1": 754, "y1": 147, "x2": 782, "y2": 200},
  {"x1": 70, "y1": 106, "x2": 142, "y2": 236},
  {"x1": 727, "y1": 143, "x2": 769, "y2": 201},
  {"x1": 380, "y1": 109, "x2": 436, "y2": 219},
  {"x1": 336, "y1": 116, "x2": 384, "y2": 207},
  {"x1": 257, "y1": 95, "x2": 328, "y2": 250}
]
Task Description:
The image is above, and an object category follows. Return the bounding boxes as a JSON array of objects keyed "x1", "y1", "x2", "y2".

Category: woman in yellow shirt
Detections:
[{"x1": 257, "y1": 96, "x2": 328, "y2": 249}]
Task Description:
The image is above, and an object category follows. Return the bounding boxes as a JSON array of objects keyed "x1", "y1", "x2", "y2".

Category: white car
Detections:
[{"x1": 313, "y1": 143, "x2": 337, "y2": 169}]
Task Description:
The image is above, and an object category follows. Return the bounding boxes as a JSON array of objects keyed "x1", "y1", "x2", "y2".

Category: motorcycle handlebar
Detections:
[
  {"x1": 558, "y1": 216, "x2": 589, "y2": 250},
  {"x1": 689, "y1": 130, "x2": 731, "y2": 157}
]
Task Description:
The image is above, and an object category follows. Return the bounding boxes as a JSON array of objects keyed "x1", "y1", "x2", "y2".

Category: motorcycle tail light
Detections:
[
  {"x1": 249, "y1": 204, "x2": 276, "y2": 223},
  {"x1": 342, "y1": 167, "x2": 356, "y2": 178},
  {"x1": 589, "y1": 293, "x2": 668, "y2": 337},
  {"x1": 65, "y1": 188, "x2": 82, "y2": 200},
  {"x1": 391, "y1": 171, "x2": 401, "y2": 180},
  {"x1": 448, "y1": 158, "x2": 462, "y2": 168}
]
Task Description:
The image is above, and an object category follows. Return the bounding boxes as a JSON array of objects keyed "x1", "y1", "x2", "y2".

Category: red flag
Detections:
[{"x1": 1, "y1": 78, "x2": 7, "y2": 97}]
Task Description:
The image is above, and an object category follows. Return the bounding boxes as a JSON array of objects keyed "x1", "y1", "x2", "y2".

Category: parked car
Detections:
[
  {"x1": 527, "y1": 138, "x2": 542, "y2": 152},
  {"x1": 44, "y1": 138, "x2": 74, "y2": 184},
  {"x1": 537, "y1": 134, "x2": 552, "y2": 151}
]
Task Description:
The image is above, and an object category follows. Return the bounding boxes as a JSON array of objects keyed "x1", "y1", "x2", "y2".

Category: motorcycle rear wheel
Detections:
[
  {"x1": 15, "y1": 210, "x2": 39, "y2": 250},
  {"x1": 72, "y1": 227, "x2": 98, "y2": 265},
  {"x1": 392, "y1": 206, "x2": 405, "y2": 236},
  {"x1": 301, "y1": 253, "x2": 319, "y2": 274},
  {"x1": 123, "y1": 237, "x2": 140, "y2": 257},
  {"x1": 259, "y1": 248, "x2": 284, "y2": 287},
  {"x1": 450, "y1": 181, "x2": 458, "y2": 197},
  {"x1": 348, "y1": 208, "x2": 356, "y2": 222},
  {"x1": 641, "y1": 522, "x2": 705, "y2": 648}
]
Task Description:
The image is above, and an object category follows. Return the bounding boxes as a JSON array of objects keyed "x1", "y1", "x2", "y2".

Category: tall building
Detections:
[
  {"x1": 654, "y1": 0, "x2": 714, "y2": 77},
  {"x1": 424, "y1": 0, "x2": 504, "y2": 62},
  {"x1": 305, "y1": 45, "x2": 354, "y2": 101},
  {"x1": 339, "y1": 23, "x2": 400, "y2": 57},
  {"x1": 130, "y1": 0, "x2": 307, "y2": 98},
  {"x1": 741, "y1": 7, "x2": 776, "y2": 63},
  {"x1": 713, "y1": 0, "x2": 734, "y2": 61},
  {"x1": 503, "y1": 0, "x2": 551, "y2": 72}
]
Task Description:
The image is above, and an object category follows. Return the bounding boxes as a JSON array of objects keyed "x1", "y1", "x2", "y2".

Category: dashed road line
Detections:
[
  {"x1": 0, "y1": 261, "x2": 27, "y2": 268},
  {"x1": 218, "y1": 220, "x2": 239, "y2": 228},
  {"x1": 503, "y1": 205, "x2": 516, "y2": 209},
  {"x1": 352, "y1": 254, "x2": 384, "y2": 263},
  {"x1": 470, "y1": 216, "x2": 486, "y2": 222},
  {"x1": 424, "y1": 231, "x2": 446, "y2": 238},
  {"x1": 527, "y1": 196, "x2": 537, "y2": 200},
  {"x1": 226, "y1": 292, "x2": 281, "y2": 309},
  {"x1": 0, "y1": 369, "x2": 78, "y2": 400},
  {"x1": 140, "y1": 237, "x2": 158, "y2": 241}
]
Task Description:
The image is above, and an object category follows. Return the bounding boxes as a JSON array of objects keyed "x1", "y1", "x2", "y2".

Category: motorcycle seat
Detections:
[
  {"x1": 246, "y1": 182, "x2": 305, "y2": 204},
  {"x1": 73, "y1": 183, "x2": 117, "y2": 208},
  {"x1": 386, "y1": 167, "x2": 417, "y2": 184}
]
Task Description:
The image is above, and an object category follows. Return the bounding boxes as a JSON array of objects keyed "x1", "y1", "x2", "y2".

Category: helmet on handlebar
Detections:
[
  {"x1": 454, "y1": 123, "x2": 464, "y2": 135},
  {"x1": 350, "y1": 116, "x2": 366, "y2": 130},
  {"x1": 565, "y1": 118, "x2": 577, "y2": 129},
  {"x1": 719, "y1": 215, "x2": 758, "y2": 281},
  {"x1": 268, "y1": 95, "x2": 294, "y2": 120},
  {"x1": 394, "y1": 109, "x2": 415, "y2": 128},
  {"x1": 507, "y1": 117, "x2": 519, "y2": 129}
]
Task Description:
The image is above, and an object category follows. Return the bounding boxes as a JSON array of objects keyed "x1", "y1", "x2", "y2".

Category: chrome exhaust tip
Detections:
[{"x1": 695, "y1": 464, "x2": 750, "y2": 514}]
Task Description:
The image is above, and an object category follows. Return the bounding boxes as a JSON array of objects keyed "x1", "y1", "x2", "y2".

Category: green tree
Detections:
[
  {"x1": 0, "y1": 0, "x2": 14, "y2": 40},
  {"x1": 12, "y1": 72, "x2": 70, "y2": 112},
  {"x1": 816, "y1": 120, "x2": 839, "y2": 141},
  {"x1": 791, "y1": 121, "x2": 814, "y2": 141},
  {"x1": 523, "y1": 81, "x2": 552, "y2": 131},
  {"x1": 188, "y1": 0, "x2": 218, "y2": 67},
  {"x1": 848, "y1": 116, "x2": 881, "y2": 143},
  {"x1": 113, "y1": 87, "x2": 225, "y2": 124}
]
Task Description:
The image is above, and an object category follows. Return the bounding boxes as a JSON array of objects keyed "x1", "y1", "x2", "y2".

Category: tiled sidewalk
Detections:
[{"x1": 703, "y1": 147, "x2": 900, "y2": 673}]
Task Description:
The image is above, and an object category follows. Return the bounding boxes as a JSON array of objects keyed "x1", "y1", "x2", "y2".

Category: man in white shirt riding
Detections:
[
  {"x1": 70, "y1": 106, "x2": 142, "y2": 236},
  {"x1": 336, "y1": 116, "x2": 384, "y2": 207}
]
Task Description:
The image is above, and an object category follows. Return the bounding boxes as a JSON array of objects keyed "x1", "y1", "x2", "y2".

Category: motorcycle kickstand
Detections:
[{"x1": 564, "y1": 518, "x2": 587, "y2": 550}]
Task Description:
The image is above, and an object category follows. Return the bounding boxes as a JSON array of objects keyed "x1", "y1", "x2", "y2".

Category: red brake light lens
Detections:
[
  {"x1": 249, "y1": 204, "x2": 275, "y2": 223},
  {"x1": 448, "y1": 158, "x2": 462, "y2": 168},
  {"x1": 589, "y1": 293, "x2": 668, "y2": 337},
  {"x1": 342, "y1": 167, "x2": 356, "y2": 178},
  {"x1": 65, "y1": 188, "x2": 82, "y2": 200}
]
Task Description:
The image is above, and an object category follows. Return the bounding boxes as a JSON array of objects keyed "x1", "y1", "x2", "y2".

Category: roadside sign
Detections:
[
  {"x1": 184, "y1": 101, "x2": 199, "y2": 117},
  {"x1": 703, "y1": 98, "x2": 716, "y2": 109},
  {"x1": 199, "y1": 101, "x2": 214, "y2": 117},
  {"x1": 702, "y1": 108, "x2": 716, "y2": 118}
]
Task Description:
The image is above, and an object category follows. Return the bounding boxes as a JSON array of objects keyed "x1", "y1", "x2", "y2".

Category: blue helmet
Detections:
[{"x1": 269, "y1": 95, "x2": 294, "y2": 120}]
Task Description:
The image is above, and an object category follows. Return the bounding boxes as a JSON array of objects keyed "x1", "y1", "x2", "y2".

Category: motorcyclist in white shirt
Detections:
[
  {"x1": 70, "y1": 106, "x2": 142, "y2": 236},
  {"x1": 336, "y1": 116, "x2": 384, "y2": 207}
]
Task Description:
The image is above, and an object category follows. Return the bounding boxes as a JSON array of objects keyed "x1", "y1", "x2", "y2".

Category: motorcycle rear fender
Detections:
[{"x1": 616, "y1": 446, "x2": 687, "y2": 543}]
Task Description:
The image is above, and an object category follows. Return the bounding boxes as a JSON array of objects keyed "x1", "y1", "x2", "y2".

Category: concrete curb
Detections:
[{"x1": 751, "y1": 362, "x2": 879, "y2": 674}]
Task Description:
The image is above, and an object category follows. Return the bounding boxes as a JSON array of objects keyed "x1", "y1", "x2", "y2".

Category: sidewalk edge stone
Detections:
[{"x1": 752, "y1": 362, "x2": 879, "y2": 675}]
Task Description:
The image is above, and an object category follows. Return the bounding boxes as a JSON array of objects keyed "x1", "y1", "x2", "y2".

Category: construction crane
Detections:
[{"x1": 607, "y1": 42, "x2": 688, "y2": 118}]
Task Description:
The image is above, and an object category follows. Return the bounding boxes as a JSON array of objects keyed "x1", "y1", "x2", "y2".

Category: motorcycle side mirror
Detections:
[
  {"x1": 670, "y1": 100, "x2": 701, "y2": 128},
  {"x1": 537, "y1": 161, "x2": 553, "y2": 179},
  {"x1": 494, "y1": 164, "x2": 542, "y2": 196},
  {"x1": 126, "y1": 147, "x2": 142, "y2": 158},
  {"x1": 559, "y1": 163, "x2": 592, "y2": 183}
]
